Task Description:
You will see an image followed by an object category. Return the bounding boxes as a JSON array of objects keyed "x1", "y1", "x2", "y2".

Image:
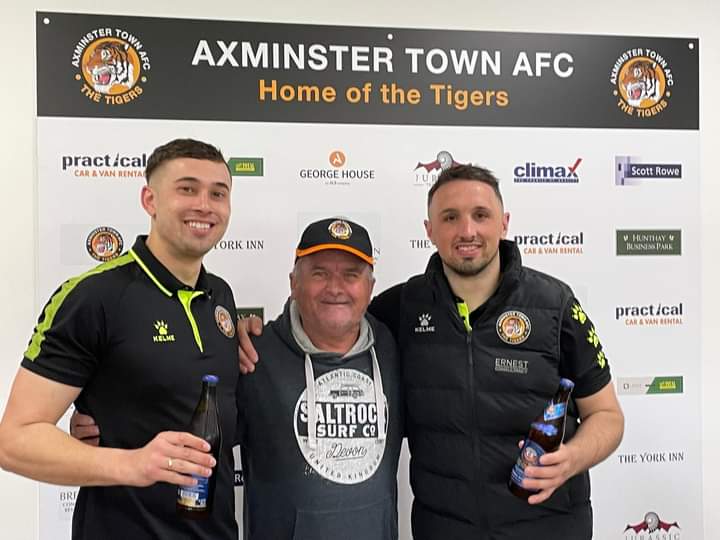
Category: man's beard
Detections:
[{"x1": 443, "y1": 247, "x2": 499, "y2": 277}]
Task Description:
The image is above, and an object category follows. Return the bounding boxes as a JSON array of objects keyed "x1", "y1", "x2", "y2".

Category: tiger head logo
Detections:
[
  {"x1": 619, "y1": 59, "x2": 665, "y2": 108},
  {"x1": 82, "y1": 40, "x2": 138, "y2": 95}
]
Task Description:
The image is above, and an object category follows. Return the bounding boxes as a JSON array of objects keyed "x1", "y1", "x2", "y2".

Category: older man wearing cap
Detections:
[{"x1": 236, "y1": 217, "x2": 402, "y2": 540}]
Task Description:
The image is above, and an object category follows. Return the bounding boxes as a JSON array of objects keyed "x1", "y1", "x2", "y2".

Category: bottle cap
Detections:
[
  {"x1": 559, "y1": 378, "x2": 575, "y2": 389},
  {"x1": 202, "y1": 374, "x2": 219, "y2": 385}
]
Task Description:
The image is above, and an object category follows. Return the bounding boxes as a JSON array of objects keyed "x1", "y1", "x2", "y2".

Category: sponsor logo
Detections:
[
  {"x1": 227, "y1": 157, "x2": 263, "y2": 177},
  {"x1": 513, "y1": 158, "x2": 581, "y2": 184},
  {"x1": 414, "y1": 313, "x2": 435, "y2": 333},
  {"x1": 616, "y1": 302, "x2": 683, "y2": 326},
  {"x1": 61, "y1": 152, "x2": 147, "y2": 178},
  {"x1": 617, "y1": 376, "x2": 684, "y2": 395},
  {"x1": 71, "y1": 26, "x2": 151, "y2": 105},
  {"x1": 57, "y1": 487, "x2": 78, "y2": 521},
  {"x1": 409, "y1": 239, "x2": 434, "y2": 249},
  {"x1": 299, "y1": 150, "x2": 375, "y2": 185},
  {"x1": 514, "y1": 232, "x2": 584, "y2": 255},
  {"x1": 618, "y1": 450, "x2": 686, "y2": 465},
  {"x1": 616, "y1": 230, "x2": 681, "y2": 256},
  {"x1": 611, "y1": 48, "x2": 674, "y2": 119},
  {"x1": 152, "y1": 320, "x2": 175, "y2": 343},
  {"x1": 328, "y1": 219, "x2": 352, "y2": 240},
  {"x1": 86, "y1": 226, "x2": 123, "y2": 262},
  {"x1": 294, "y1": 368, "x2": 387, "y2": 484},
  {"x1": 413, "y1": 150, "x2": 465, "y2": 186},
  {"x1": 496, "y1": 311, "x2": 531, "y2": 345},
  {"x1": 615, "y1": 156, "x2": 682, "y2": 185},
  {"x1": 236, "y1": 307, "x2": 264, "y2": 323},
  {"x1": 624, "y1": 512, "x2": 680, "y2": 538},
  {"x1": 213, "y1": 239, "x2": 265, "y2": 251},
  {"x1": 494, "y1": 357, "x2": 529, "y2": 375},
  {"x1": 214, "y1": 305, "x2": 235, "y2": 338}
]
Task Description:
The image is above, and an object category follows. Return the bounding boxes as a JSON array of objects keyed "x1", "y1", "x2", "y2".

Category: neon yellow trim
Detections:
[
  {"x1": 129, "y1": 248, "x2": 172, "y2": 297},
  {"x1": 24, "y1": 254, "x2": 134, "y2": 361},
  {"x1": 456, "y1": 301, "x2": 472, "y2": 333},
  {"x1": 178, "y1": 290, "x2": 205, "y2": 353}
]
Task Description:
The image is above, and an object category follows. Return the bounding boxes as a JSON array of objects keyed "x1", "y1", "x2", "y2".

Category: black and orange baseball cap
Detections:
[{"x1": 296, "y1": 217, "x2": 374, "y2": 265}]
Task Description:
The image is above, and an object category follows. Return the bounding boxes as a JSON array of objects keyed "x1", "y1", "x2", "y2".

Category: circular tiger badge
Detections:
[
  {"x1": 496, "y1": 310, "x2": 531, "y2": 345},
  {"x1": 610, "y1": 48, "x2": 674, "y2": 118},
  {"x1": 328, "y1": 219, "x2": 352, "y2": 240},
  {"x1": 214, "y1": 306, "x2": 235, "y2": 338},
  {"x1": 86, "y1": 226, "x2": 123, "y2": 262}
]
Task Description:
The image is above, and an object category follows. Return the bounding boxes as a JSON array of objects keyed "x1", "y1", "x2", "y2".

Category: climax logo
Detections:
[
  {"x1": 616, "y1": 156, "x2": 682, "y2": 185},
  {"x1": 624, "y1": 512, "x2": 680, "y2": 538},
  {"x1": 414, "y1": 150, "x2": 463, "y2": 186},
  {"x1": 611, "y1": 48, "x2": 674, "y2": 119},
  {"x1": 71, "y1": 26, "x2": 151, "y2": 105},
  {"x1": 513, "y1": 158, "x2": 581, "y2": 183}
]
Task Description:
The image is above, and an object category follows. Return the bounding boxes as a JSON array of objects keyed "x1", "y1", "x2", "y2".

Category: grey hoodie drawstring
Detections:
[
  {"x1": 304, "y1": 352, "x2": 318, "y2": 449},
  {"x1": 370, "y1": 345, "x2": 386, "y2": 442}
]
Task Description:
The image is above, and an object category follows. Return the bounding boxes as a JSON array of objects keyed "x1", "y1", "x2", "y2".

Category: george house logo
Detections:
[
  {"x1": 414, "y1": 313, "x2": 435, "y2": 333},
  {"x1": 86, "y1": 226, "x2": 123, "y2": 262},
  {"x1": 513, "y1": 232, "x2": 584, "y2": 255},
  {"x1": 513, "y1": 158, "x2": 581, "y2": 183},
  {"x1": 61, "y1": 152, "x2": 147, "y2": 178},
  {"x1": 624, "y1": 512, "x2": 680, "y2": 539},
  {"x1": 616, "y1": 230, "x2": 681, "y2": 256},
  {"x1": 611, "y1": 48, "x2": 674, "y2": 119},
  {"x1": 616, "y1": 302, "x2": 683, "y2": 326},
  {"x1": 615, "y1": 156, "x2": 682, "y2": 185},
  {"x1": 299, "y1": 150, "x2": 375, "y2": 185},
  {"x1": 71, "y1": 27, "x2": 151, "y2": 105},
  {"x1": 617, "y1": 376, "x2": 684, "y2": 395},
  {"x1": 294, "y1": 368, "x2": 387, "y2": 484},
  {"x1": 413, "y1": 150, "x2": 464, "y2": 186}
]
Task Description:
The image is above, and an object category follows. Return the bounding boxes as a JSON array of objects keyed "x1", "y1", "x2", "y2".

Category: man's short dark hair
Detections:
[
  {"x1": 427, "y1": 164, "x2": 503, "y2": 208},
  {"x1": 144, "y1": 138, "x2": 228, "y2": 183}
]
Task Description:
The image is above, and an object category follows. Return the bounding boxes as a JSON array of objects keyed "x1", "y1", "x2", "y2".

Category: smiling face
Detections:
[
  {"x1": 141, "y1": 157, "x2": 231, "y2": 266},
  {"x1": 291, "y1": 250, "x2": 374, "y2": 344},
  {"x1": 425, "y1": 179, "x2": 509, "y2": 278}
]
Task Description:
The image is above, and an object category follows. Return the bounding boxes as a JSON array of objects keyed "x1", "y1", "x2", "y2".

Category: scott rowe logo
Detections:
[
  {"x1": 299, "y1": 150, "x2": 375, "y2": 185},
  {"x1": 71, "y1": 26, "x2": 151, "y2": 105},
  {"x1": 615, "y1": 156, "x2": 682, "y2": 185},
  {"x1": 513, "y1": 158, "x2": 582, "y2": 183},
  {"x1": 617, "y1": 376, "x2": 684, "y2": 395},
  {"x1": 611, "y1": 48, "x2": 674, "y2": 119},
  {"x1": 615, "y1": 302, "x2": 683, "y2": 326},
  {"x1": 227, "y1": 157, "x2": 263, "y2": 177},
  {"x1": 616, "y1": 230, "x2": 681, "y2": 256},
  {"x1": 513, "y1": 232, "x2": 584, "y2": 255}
]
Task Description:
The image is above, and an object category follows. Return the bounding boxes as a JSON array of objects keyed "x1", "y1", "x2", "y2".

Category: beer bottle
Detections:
[
  {"x1": 177, "y1": 374, "x2": 222, "y2": 518},
  {"x1": 509, "y1": 378, "x2": 574, "y2": 499}
]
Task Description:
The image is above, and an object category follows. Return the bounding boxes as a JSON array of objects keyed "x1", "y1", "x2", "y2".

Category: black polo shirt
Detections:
[{"x1": 22, "y1": 236, "x2": 239, "y2": 540}]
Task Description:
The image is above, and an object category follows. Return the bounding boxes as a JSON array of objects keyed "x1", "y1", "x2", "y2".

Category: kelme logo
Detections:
[
  {"x1": 227, "y1": 157, "x2": 263, "y2": 177},
  {"x1": 610, "y1": 48, "x2": 674, "y2": 118},
  {"x1": 86, "y1": 226, "x2": 123, "y2": 262},
  {"x1": 617, "y1": 376, "x2": 684, "y2": 395},
  {"x1": 152, "y1": 320, "x2": 175, "y2": 343},
  {"x1": 616, "y1": 229, "x2": 681, "y2": 256},
  {"x1": 71, "y1": 27, "x2": 151, "y2": 105}
]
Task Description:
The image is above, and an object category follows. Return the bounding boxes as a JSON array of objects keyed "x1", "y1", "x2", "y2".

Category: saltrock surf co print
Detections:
[{"x1": 294, "y1": 368, "x2": 388, "y2": 485}]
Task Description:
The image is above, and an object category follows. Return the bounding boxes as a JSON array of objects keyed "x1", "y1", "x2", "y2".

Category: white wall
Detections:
[{"x1": 2, "y1": 1, "x2": 718, "y2": 538}]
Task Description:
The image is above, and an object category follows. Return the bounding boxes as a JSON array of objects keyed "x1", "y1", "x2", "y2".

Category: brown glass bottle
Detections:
[
  {"x1": 177, "y1": 374, "x2": 222, "y2": 519},
  {"x1": 509, "y1": 378, "x2": 574, "y2": 499}
]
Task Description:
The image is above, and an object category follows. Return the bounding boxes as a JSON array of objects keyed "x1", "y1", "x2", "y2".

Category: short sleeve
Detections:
[
  {"x1": 559, "y1": 297, "x2": 612, "y2": 398},
  {"x1": 21, "y1": 278, "x2": 105, "y2": 388}
]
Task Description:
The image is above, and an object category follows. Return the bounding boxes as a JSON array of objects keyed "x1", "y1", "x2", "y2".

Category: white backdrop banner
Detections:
[{"x1": 35, "y1": 11, "x2": 700, "y2": 540}]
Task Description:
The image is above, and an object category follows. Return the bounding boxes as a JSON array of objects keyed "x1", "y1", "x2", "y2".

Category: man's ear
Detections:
[{"x1": 140, "y1": 184, "x2": 157, "y2": 218}]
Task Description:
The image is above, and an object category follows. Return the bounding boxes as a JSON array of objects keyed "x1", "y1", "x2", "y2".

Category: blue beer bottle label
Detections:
[
  {"x1": 177, "y1": 474, "x2": 209, "y2": 509},
  {"x1": 543, "y1": 402, "x2": 566, "y2": 421},
  {"x1": 510, "y1": 439, "x2": 545, "y2": 487}
]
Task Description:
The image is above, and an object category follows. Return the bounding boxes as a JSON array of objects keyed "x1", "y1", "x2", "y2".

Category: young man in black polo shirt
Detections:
[{"x1": 0, "y1": 139, "x2": 239, "y2": 540}]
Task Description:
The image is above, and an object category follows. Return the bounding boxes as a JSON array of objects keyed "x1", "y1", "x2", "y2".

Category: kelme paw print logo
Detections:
[
  {"x1": 152, "y1": 320, "x2": 175, "y2": 343},
  {"x1": 597, "y1": 350, "x2": 607, "y2": 369},
  {"x1": 154, "y1": 321, "x2": 169, "y2": 335},
  {"x1": 586, "y1": 326, "x2": 600, "y2": 348},
  {"x1": 571, "y1": 304, "x2": 587, "y2": 325},
  {"x1": 419, "y1": 313, "x2": 432, "y2": 326}
]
